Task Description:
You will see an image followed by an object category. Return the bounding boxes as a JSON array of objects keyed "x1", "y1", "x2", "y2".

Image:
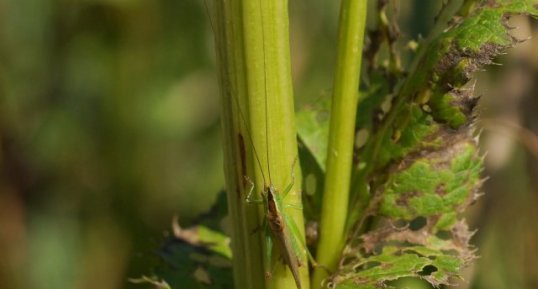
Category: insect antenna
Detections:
[
  {"x1": 203, "y1": 0, "x2": 215, "y2": 36},
  {"x1": 258, "y1": 0, "x2": 272, "y2": 186}
]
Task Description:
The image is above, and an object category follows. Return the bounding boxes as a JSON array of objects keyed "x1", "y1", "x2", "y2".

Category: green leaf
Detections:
[
  {"x1": 155, "y1": 226, "x2": 234, "y2": 289},
  {"x1": 379, "y1": 141, "x2": 482, "y2": 222},
  {"x1": 296, "y1": 95, "x2": 331, "y2": 172},
  {"x1": 332, "y1": 140, "x2": 479, "y2": 288},
  {"x1": 356, "y1": 0, "x2": 538, "y2": 179},
  {"x1": 296, "y1": 95, "x2": 333, "y2": 224},
  {"x1": 136, "y1": 191, "x2": 233, "y2": 289}
]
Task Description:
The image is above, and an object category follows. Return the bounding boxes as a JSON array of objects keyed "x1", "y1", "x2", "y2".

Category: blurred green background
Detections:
[{"x1": 0, "y1": 1, "x2": 537, "y2": 289}]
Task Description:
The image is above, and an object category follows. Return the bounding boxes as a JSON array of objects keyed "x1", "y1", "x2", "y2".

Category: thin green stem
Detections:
[{"x1": 312, "y1": 1, "x2": 367, "y2": 288}]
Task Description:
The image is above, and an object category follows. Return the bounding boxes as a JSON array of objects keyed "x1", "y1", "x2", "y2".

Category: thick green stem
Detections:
[
  {"x1": 243, "y1": 0, "x2": 307, "y2": 288},
  {"x1": 312, "y1": 1, "x2": 367, "y2": 288},
  {"x1": 215, "y1": 0, "x2": 307, "y2": 288}
]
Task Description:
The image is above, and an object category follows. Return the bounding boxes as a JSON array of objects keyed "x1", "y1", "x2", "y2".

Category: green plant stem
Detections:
[
  {"x1": 245, "y1": 1, "x2": 308, "y2": 287},
  {"x1": 213, "y1": 1, "x2": 256, "y2": 288},
  {"x1": 312, "y1": 0, "x2": 367, "y2": 288},
  {"x1": 215, "y1": 0, "x2": 307, "y2": 288}
]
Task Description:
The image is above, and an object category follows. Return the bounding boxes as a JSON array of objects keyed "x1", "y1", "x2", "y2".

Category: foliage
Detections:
[
  {"x1": 135, "y1": 192, "x2": 233, "y2": 289},
  {"x1": 143, "y1": 0, "x2": 538, "y2": 289},
  {"x1": 326, "y1": 1, "x2": 538, "y2": 288}
]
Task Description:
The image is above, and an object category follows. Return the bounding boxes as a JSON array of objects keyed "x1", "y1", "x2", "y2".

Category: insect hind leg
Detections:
[
  {"x1": 284, "y1": 211, "x2": 332, "y2": 274},
  {"x1": 264, "y1": 224, "x2": 275, "y2": 279}
]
